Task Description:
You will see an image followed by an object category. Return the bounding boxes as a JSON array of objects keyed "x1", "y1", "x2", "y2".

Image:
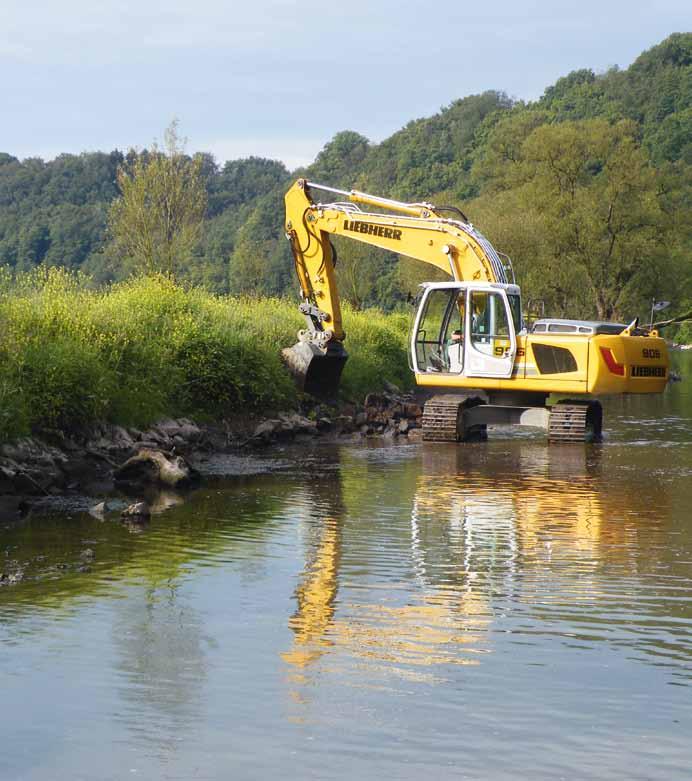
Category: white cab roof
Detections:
[{"x1": 419, "y1": 281, "x2": 521, "y2": 295}]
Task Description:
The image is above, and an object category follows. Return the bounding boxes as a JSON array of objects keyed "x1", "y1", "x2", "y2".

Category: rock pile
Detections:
[
  {"x1": 252, "y1": 412, "x2": 320, "y2": 441},
  {"x1": 251, "y1": 384, "x2": 424, "y2": 442},
  {"x1": 358, "y1": 387, "x2": 423, "y2": 437},
  {"x1": 0, "y1": 439, "x2": 68, "y2": 496},
  {"x1": 84, "y1": 418, "x2": 203, "y2": 455}
]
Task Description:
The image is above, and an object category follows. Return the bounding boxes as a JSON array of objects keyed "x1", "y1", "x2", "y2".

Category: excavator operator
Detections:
[{"x1": 445, "y1": 293, "x2": 466, "y2": 372}]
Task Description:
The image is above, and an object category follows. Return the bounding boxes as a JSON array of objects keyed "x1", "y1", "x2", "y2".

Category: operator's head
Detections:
[{"x1": 451, "y1": 329, "x2": 463, "y2": 342}]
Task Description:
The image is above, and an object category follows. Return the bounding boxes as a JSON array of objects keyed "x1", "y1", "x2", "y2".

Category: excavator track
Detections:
[
  {"x1": 422, "y1": 394, "x2": 486, "y2": 442},
  {"x1": 548, "y1": 401, "x2": 602, "y2": 443}
]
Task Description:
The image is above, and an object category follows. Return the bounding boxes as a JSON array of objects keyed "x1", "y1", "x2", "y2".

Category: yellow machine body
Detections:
[{"x1": 415, "y1": 332, "x2": 669, "y2": 395}]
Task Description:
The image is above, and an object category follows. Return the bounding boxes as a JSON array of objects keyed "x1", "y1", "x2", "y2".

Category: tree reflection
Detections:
[{"x1": 112, "y1": 580, "x2": 207, "y2": 759}]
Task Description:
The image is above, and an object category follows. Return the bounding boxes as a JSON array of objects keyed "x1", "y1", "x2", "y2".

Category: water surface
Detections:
[{"x1": 2, "y1": 355, "x2": 691, "y2": 780}]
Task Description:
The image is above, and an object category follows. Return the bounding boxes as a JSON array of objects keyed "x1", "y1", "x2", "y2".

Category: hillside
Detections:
[{"x1": 0, "y1": 33, "x2": 689, "y2": 323}]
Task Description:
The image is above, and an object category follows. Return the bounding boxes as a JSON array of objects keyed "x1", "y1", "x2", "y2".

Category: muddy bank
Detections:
[{"x1": 0, "y1": 385, "x2": 424, "y2": 524}]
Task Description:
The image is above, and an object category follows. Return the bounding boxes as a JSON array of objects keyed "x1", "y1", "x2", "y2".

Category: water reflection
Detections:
[
  {"x1": 281, "y1": 480, "x2": 343, "y2": 672},
  {"x1": 416, "y1": 444, "x2": 674, "y2": 580},
  {"x1": 281, "y1": 460, "x2": 491, "y2": 709},
  {"x1": 1, "y1": 357, "x2": 691, "y2": 780},
  {"x1": 414, "y1": 443, "x2": 685, "y2": 677},
  {"x1": 283, "y1": 438, "x2": 690, "y2": 704},
  {"x1": 112, "y1": 581, "x2": 207, "y2": 759}
]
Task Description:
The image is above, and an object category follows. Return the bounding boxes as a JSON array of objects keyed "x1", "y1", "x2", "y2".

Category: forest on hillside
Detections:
[{"x1": 0, "y1": 33, "x2": 690, "y2": 328}]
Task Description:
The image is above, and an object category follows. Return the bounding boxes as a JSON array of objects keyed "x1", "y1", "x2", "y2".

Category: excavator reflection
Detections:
[
  {"x1": 282, "y1": 445, "x2": 670, "y2": 707},
  {"x1": 281, "y1": 504, "x2": 342, "y2": 673},
  {"x1": 281, "y1": 469, "x2": 489, "y2": 711}
]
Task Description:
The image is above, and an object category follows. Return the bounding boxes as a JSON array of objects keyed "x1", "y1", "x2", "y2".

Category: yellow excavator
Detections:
[{"x1": 283, "y1": 179, "x2": 670, "y2": 442}]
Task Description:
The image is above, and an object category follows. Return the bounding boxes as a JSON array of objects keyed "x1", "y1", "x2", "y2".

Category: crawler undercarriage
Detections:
[{"x1": 421, "y1": 393, "x2": 603, "y2": 443}]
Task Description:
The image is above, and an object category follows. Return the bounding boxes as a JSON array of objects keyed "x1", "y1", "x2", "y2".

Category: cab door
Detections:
[
  {"x1": 411, "y1": 287, "x2": 457, "y2": 373},
  {"x1": 411, "y1": 285, "x2": 474, "y2": 374},
  {"x1": 465, "y1": 289, "x2": 516, "y2": 378}
]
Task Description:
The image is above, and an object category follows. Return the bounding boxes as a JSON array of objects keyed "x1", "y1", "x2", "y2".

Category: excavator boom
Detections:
[{"x1": 284, "y1": 179, "x2": 511, "y2": 394}]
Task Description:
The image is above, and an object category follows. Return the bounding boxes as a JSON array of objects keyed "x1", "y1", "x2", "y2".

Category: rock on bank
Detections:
[{"x1": 0, "y1": 387, "x2": 424, "y2": 520}]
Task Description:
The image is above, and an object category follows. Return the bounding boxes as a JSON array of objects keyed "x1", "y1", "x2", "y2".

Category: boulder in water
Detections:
[{"x1": 114, "y1": 449, "x2": 195, "y2": 488}]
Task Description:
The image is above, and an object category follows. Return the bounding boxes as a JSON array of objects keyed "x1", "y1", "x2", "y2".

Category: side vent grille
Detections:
[{"x1": 533, "y1": 344, "x2": 578, "y2": 374}]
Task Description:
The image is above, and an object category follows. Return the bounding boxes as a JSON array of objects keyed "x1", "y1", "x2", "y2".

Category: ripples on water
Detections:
[{"x1": 1, "y1": 357, "x2": 692, "y2": 780}]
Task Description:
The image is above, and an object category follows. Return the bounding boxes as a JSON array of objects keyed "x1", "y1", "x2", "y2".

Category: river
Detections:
[{"x1": 2, "y1": 354, "x2": 691, "y2": 780}]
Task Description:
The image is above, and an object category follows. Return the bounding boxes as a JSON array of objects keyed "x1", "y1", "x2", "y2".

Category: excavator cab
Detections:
[{"x1": 411, "y1": 283, "x2": 520, "y2": 380}]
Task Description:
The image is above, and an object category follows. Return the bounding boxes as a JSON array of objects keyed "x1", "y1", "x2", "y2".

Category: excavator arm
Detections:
[{"x1": 284, "y1": 179, "x2": 513, "y2": 394}]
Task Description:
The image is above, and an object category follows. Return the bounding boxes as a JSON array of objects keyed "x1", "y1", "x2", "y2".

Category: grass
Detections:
[{"x1": 0, "y1": 268, "x2": 412, "y2": 443}]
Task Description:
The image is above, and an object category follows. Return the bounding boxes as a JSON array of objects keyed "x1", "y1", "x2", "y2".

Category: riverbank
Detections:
[
  {"x1": 0, "y1": 269, "x2": 412, "y2": 445},
  {"x1": 0, "y1": 385, "x2": 425, "y2": 525}
]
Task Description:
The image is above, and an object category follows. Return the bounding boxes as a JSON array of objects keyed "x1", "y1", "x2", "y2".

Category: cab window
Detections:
[{"x1": 470, "y1": 291, "x2": 510, "y2": 356}]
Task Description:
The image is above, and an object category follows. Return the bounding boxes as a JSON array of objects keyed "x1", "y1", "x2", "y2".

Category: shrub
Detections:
[{"x1": 0, "y1": 269, "x2": 411, "y2": 442}]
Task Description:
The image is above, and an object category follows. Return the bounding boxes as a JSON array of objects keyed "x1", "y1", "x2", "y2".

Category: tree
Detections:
[
  {"x1": 209, "y1": 157, "x2": 289, "y2": 217},
  {"x1": 331, "y1": 238, "x2": 392, "y2": 310},
  {"x1": 107, "y1": 121, "x2": 207, "y2": 276},
  {"x1": 307, "y1": 131, "x2": 370, "y2": 187},
  {"x1": 228, "y1": 190, "x2": 293, "y2": 296},
  {"x1": 0, "y1": 34, "x2": 688, "y2": 304},
  {"x1": 471, "y1": 119, "x2": 675, "y2": 321}
]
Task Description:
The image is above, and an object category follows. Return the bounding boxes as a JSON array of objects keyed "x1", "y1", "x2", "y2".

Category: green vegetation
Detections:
[
  {"x1": 2, "y1": 34, "x2": 688, "y2": 328},
  {"x1": 467, "y1": 118, "x2": 681, "y2": 320},
  {"x1": 0, "y1": 269, "x2": 410, "y2": 443},
  {"x1": 107, "y1": 121, "x2": 208, "y2": 276}
]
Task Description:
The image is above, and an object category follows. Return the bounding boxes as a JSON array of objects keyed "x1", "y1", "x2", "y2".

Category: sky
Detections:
[{"x1": 1, "y1": 0, "x2": 689, "y2": 169}]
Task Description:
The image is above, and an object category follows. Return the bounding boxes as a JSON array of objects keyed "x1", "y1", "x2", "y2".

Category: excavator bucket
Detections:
[{"x1": 281, "y1": 340, "x2": 348, "y2": 397}]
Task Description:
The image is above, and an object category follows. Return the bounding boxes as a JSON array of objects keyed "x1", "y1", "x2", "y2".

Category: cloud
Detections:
[{"x1": 0, "y1": 42, "x2": 32, "y2": 60}]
